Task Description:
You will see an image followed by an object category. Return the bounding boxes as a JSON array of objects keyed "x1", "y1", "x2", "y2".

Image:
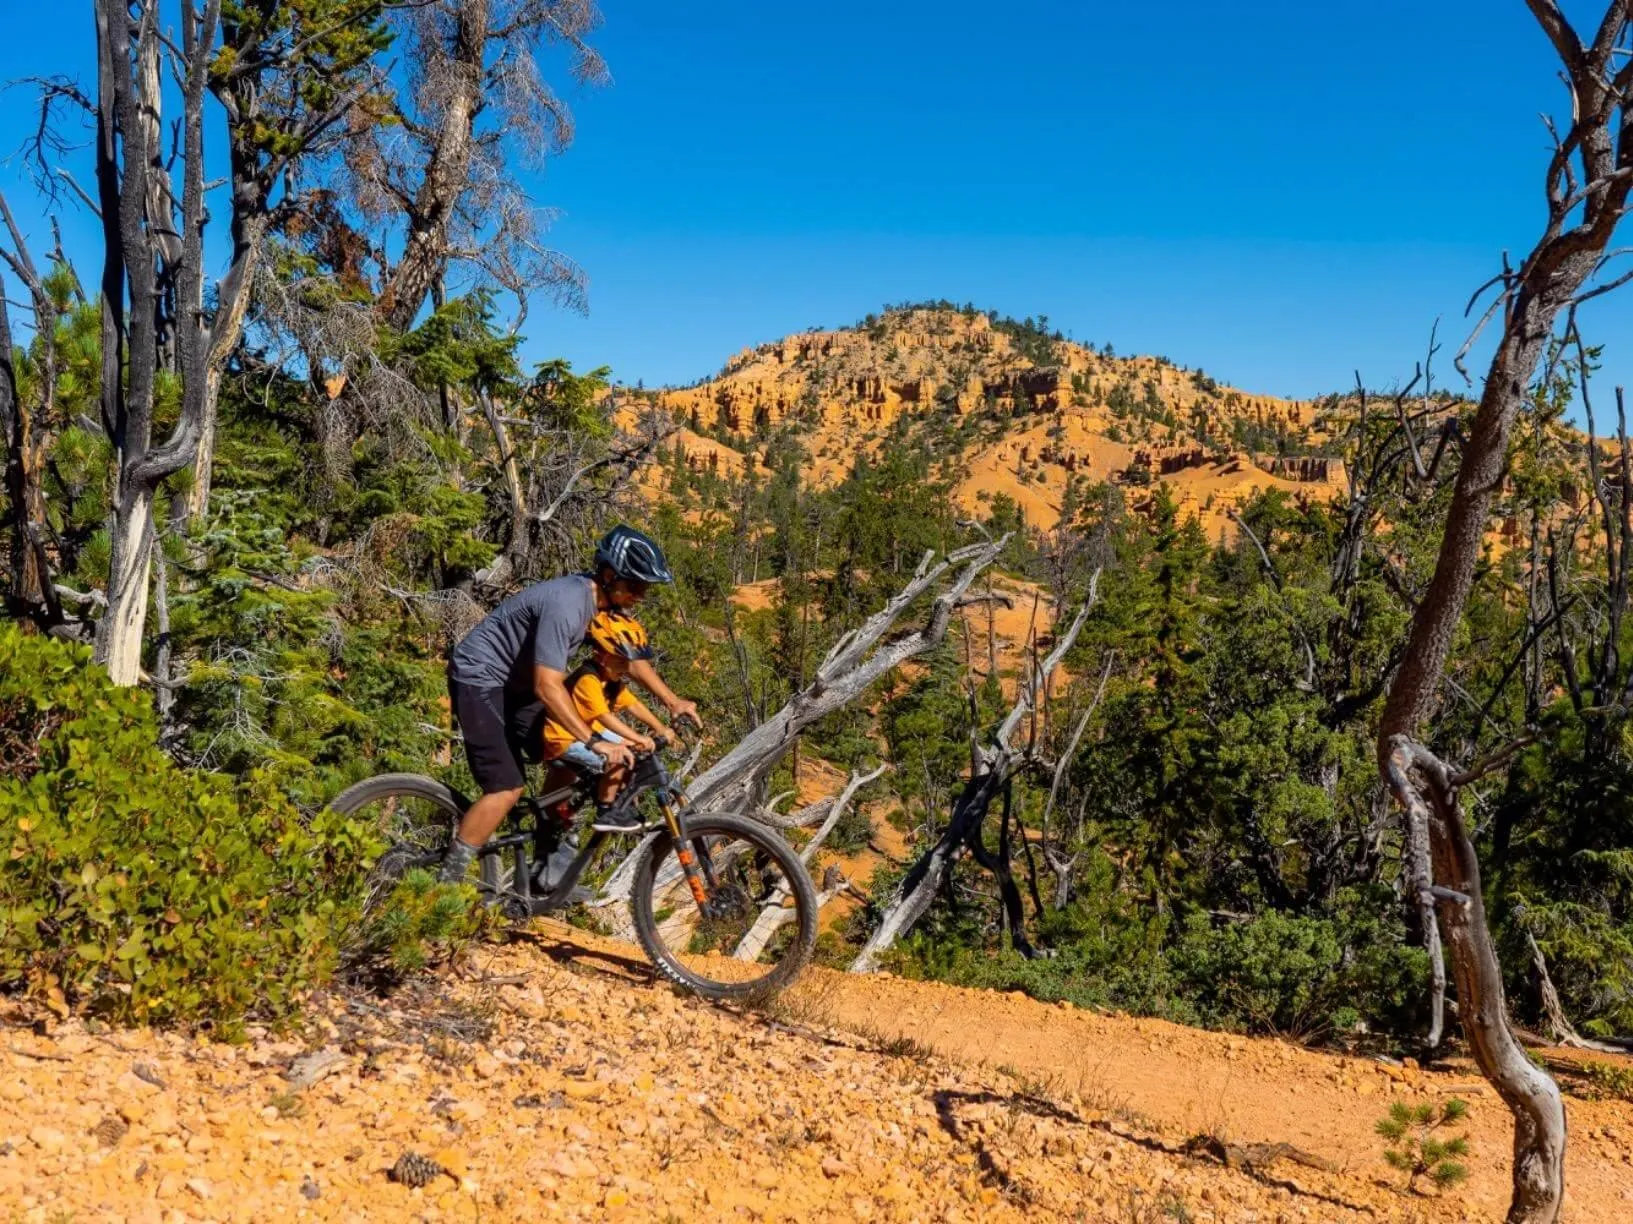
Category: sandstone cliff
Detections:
[{"x1": 632, "y1": 306, "x2": 1347, "y2": 538}]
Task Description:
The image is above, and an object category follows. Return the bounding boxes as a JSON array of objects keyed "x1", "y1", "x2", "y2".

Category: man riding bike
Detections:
[{"x1": 438, "y1": 525, "x2": 697, "y2": 884}]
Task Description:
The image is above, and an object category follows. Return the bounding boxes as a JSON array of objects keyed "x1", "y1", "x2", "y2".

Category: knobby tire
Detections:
[{"x1": 630, "y1": 810, "x2": 819, "y2": 1001}]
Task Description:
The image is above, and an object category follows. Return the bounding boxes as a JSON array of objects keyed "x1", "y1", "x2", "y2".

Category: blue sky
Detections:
[{"x1": 2, "y1": 2, "x2": 1631, "y2": 403}]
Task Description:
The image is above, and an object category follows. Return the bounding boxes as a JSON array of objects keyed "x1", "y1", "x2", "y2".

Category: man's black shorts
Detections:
[{"x1": 447, "y1": 676, "x2": 546, "y2": 794}]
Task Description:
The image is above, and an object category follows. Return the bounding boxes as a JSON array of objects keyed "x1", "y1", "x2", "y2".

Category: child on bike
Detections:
[{"x1": 540, "y1": 610, "x2": 677, "y2": 831}]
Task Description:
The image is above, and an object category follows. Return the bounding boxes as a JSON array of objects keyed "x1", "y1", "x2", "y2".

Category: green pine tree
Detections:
[{"x1": 1375, "y1": 1098, "x2": 1471, "y2": 1195}]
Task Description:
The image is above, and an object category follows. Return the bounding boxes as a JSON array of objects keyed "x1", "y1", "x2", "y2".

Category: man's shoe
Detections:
[{"x1": 589, "y1": 803, "x2": 643, "y2": 834}]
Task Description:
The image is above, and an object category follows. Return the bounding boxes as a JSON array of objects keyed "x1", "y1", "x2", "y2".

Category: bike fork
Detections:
[{"x1": 658, "y1": 791, "x2": 713, "y2": 908}]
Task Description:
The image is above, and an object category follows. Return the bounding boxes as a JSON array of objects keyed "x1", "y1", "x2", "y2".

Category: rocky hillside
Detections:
[
  {"x1": 8, "y1": 926, "x2": 1633, "y2": 1222},
  {"x1": 637, "y1": 305, "x2": 1349, "y2": 538}
]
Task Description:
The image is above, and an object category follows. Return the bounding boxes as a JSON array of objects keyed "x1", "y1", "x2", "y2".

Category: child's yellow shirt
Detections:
[{"x1": 540, "y1": 664, "x2": 637, "y2": 760}]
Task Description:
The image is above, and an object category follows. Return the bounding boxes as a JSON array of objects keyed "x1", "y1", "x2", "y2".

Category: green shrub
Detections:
[
  {"x1": 1577, "y1": 1061, "x2": 1633, "y2": 1102},
  {"x1": 886, "y1": 849, "x2": 1190, "y2": 1020},
  {"x1": 1170, "y1": 910, "x2": 1345, "y2": 1038},
  {"x1": 0, "y1": 627, "x2": 376, "y2": 1032},
  {"x1": 1159, "y1": 893, "x2": 1424, "y2": 1041},
  {"x1": 348, "y1": 869, "x2": 493, "y2": 976},
  {"x1": 882, "y1": 861, "x2": 1426, "y2": 1042},
  {"x1": 826, "y1": 798, "x2": 875, "y2": 854}
]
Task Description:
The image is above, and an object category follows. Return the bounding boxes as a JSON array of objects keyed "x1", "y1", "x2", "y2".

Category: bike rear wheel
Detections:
[
  {"x1": 326, "y1": 773, "x2": 503, "y2": 912},
  {"x1": 630, "y1": 810, "x2": 818, "y2": 1001}
]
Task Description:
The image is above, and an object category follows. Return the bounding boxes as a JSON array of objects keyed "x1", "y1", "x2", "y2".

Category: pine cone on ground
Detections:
[
  {"x1": 388, "y1": 1151, "x2": 445, "y2": 1188},
  {"x1": 92, "y1": 1116, "x2": 129, "y2": 1148}
]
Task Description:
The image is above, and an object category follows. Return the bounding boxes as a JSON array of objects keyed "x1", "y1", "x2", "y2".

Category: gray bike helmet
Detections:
[{"x1": 594, "y1": 524, "x2": 674, "y2": 585}]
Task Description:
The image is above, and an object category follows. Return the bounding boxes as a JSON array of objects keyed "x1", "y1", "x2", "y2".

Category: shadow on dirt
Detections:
[{"x1": 507, "y1": 926, "x2": 657, "y2": 982}]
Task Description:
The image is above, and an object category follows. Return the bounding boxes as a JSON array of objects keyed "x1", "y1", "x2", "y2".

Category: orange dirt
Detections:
[
  {"x1": 5, "y1": 929, "x2": 1631, "y2": 1221},
  {"x1": 782, "y1": 966, "x2": 1633, "y2": 1222}
]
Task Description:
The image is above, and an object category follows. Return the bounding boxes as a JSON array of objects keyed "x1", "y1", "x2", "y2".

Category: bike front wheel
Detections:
[{"x1": 630, "y1": 810, "x2": 819, "y2": 1001}]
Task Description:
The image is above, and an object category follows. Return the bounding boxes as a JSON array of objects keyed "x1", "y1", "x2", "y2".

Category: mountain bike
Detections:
[{"x1": 328, "y1": 749, "x2": 819, "y2": 1001}]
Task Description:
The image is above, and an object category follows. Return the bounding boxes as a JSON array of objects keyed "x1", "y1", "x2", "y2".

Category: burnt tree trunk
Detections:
[{"x1": 853, "y1": 591, "x2": 1095, "y2": 973}]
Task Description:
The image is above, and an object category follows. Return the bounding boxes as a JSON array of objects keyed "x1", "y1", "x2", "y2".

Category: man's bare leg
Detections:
[{"x1": 440, "y1": 787, "x2": 522, "y2": 882}]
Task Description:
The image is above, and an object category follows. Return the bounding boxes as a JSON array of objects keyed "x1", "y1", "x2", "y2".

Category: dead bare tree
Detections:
[
  {"x1": 472, "y1": 383, "x2": 673, "y2": 592},
  {"x1": 686, "y1": 539, "x2": 1012, "y2": 811},
  {"x1": 591, "y1": 538, "x2": 1010, "y2": 925},
  {"x1": 851, "y1": 580, "x2": 1096, "y2": 973},
  {"x1": 731, "y1": 762, "x2": 889, "y2": 962},
  {"x1": 175, "y1": 0, "x2": 397, "y2": 527},
  {"x1": 19, "y1": 3, "x2": 394, "y2": 679},
  {"x1": 1377, "y1": 6, "x2": 1633, "y2": 1220},
  {"x1": 1037, "y1": 651, "x2": 1115, "y2": 907},
  {"x1": 0, "y1": 197, "x2": 63, "y2": 628},
  {"x1": 90, "y1": 0, "x2": 219, "y2": 684},
  {"x1": 342, "y1": 0, "x2": 606, "y2": 333},
  {"x1": 251, "y1": 4, "x2": 606, "y2": 539}
]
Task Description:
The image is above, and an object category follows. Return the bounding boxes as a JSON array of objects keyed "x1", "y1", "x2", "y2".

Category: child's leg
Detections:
[
  {"x1": 596, "y1": 765, "x2": 627, "y2": 807},
  {"x1": 588, "y1": 763, "x2": 642, "y2": 832}
]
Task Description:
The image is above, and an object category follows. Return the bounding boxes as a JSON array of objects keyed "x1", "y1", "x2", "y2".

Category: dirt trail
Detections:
[
  {"x1": 4, "y1": 925, "x2": 1631, "y2": 1222},
  {"x1": 774, "y1": 960, "x2": 1633, "y2": 1222}
]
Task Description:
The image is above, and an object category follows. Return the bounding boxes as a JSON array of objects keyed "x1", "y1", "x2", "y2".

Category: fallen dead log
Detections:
[
  {"x1": 732, "y1": 762, "x2": 889, "y2": 962},
  {"x1": 591, "y1": 540, "x2": 1008, "y2": 934}
]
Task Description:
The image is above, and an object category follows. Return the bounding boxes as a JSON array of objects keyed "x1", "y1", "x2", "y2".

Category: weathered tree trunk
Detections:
[
  {"x1": 591, "y1": 542, "x2": 1009, "y2": 929},
  {"x1": 1372, "y1": 9, "x2": 1633, "y2": 1217},
  {"x1": 685, "y1": 541, "x2": 1008, "y2": 811},
  {"x1": 94, "y1": 0, "x2": 166, "y2": 680},
  {"x1": 851, "y1": 772, "x2": 1003, "y2": 973},
  {"x1": 178, "y1": 191, "x2": 267, "y2": 529},
  {"x1": 733, "y1": 875, "x2": 852, "y2": 964},
  {"x1": 137, "y1": 20, "x2": 182, "y2": 373},
  {"x1": 0, "y1": 280, "x2": 50, "y2": 616},
  {"x1": 153, "y1": 533, "x2": 176, "y2": 729},
  {"x1": 83, "y1": 0, "x2": 386, "y2": 665},
  {"x1": 1403, "y1": 804, "x2": 1448, "y2": 1051},
  {"x1": 795, "y1": 763, "x2": 889, "y2": 866},
  {"x1": 177, "y1": 0, "x2": 383, "y2": 530},
  {"x1": 481, "y1": 389, "x2": 529, "y2": 555},
  {"x1": 379, "y1": 0, "x2": 490, "y2": 331},
  {"x1": 101, "y1": 490, "x2": 155, "y2": 684},
  {"x1": 1526, "y1": 931, "x2": 1622, "y2": 1053},
  {"x1": 732, "y1": 763, "x2": 887, "y2": 962},
  {"x1": 0, "y1": 194, "x2": 64, "y2": 622},
  {"x1": 1385, "y1": 742, "x2": 1567, "y2": 1223}
]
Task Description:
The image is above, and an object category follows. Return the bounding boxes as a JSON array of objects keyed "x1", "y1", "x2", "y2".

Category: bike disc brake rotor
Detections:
[
  {"x1": 653, "y1": 837, "x2": 786, "y2": 960},
  {"x1": 701, "y1": 879, "x2": 753, "y2": 921}
]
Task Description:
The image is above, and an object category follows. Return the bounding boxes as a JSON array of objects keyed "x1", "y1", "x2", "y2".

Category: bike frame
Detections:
[{"x1": 475, "y1": 751, "x2": 714, "y2": 916}]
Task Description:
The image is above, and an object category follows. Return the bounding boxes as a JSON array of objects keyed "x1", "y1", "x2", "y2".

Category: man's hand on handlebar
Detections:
[{"x1": 667, "y1": 697, "x2": 701, "y2": 730}]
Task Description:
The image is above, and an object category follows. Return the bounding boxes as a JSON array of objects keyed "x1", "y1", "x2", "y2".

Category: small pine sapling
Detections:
[{"x1": 1375, "y1": 1098, "x2": 1471, "y2": 1195}]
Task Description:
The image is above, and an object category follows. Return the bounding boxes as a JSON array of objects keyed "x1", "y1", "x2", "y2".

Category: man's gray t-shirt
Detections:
[{"x1": 449, "y1": 573, "x2": 598, "y2": 697}]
